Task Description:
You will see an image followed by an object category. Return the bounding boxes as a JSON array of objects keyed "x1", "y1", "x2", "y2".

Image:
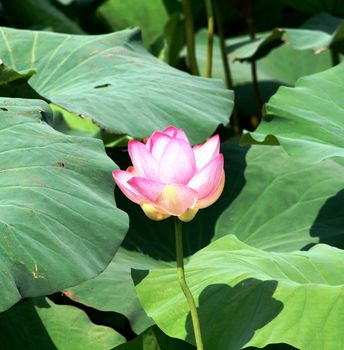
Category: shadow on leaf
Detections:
[
  {"x1": 185, "y1": 280, "x2": 283, "y2": 350},
  {"x1": 0, "y1": 298, "x2": 58, "y2": 350},
  {"x1": 309, "y1": 188, "x2": 344, "y2": 249}
]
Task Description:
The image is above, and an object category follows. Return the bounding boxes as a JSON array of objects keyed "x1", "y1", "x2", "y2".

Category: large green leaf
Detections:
[
  {"x1": 215, "y1": 144, "x2": 344, "y2": 251},
  {"x1": 233, "y1": 42, "x2": 331, "y2": 117},
  {"x1": 250, "y1": 43, "x2": 331, "y2": 85},
  {"x1": 230, "y1": 13, "x2": 344, "y2": 61},
  {"x1": 228, "y1": 30, "x2": 284, "y2": 63},
  {"x1": 65, "y1": 248, "x2": 172, "y2": 334},
  {"x1": 134, "y1": 235, "x2": 344, "y2": 349},
  {"x1": 193, "y1": 29, "x2": 331, "y2": 85},
  {"x1": 97, "y1": 0, "x2": 168, "y2": 48},
  {"x1": 241, "y1": 61, "x2": 344, "y2": 163},
  {"x1": 0, "y1": 27, "x2": 232, "y2": 144},
  {"x1": 192, "y1": 29, "x2": 331, "y2": 117},
  {"x1": 0, "y1": 298, "x2": 125, "y2": 349},
  {"x1": 0, "y1": 98, "x2": 128, "y2": 311}
]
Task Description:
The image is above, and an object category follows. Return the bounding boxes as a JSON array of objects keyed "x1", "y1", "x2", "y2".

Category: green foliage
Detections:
[
  {"x1": 134, "y1": 235, "x2": 344, "y2": 350},
  {"x1": 230, "y1": 13, "x2": 344, "y2": 61},
  {"x1": 97, "y1": 0, "x2": 168, "y2": 48},
  {"x1": 215, "y1": 144, "x2": 344, "y2": 251},
  {"x1": 65, "y1": 248, "x2": 171, "y2": 334},
  {"x1": 0, "y1": 298, "x2": 125, "y2": 349},
  {"x1": 192, "y1": 29, "x2": 332, "y2": 117},
  {"x1": 193, "y1": 29, "x2": 332, "y2": 84},
  {"x1": 0, "y1": 1, "x2": 344, "y2": 349},
  {"x1": 0, "y1": 98, "x2": 128, "y2": 311},
  {"x1": 242, "y1": 62, "x2": 344, "y2": 162},
  {"x1": 0, "y1": 27, "x2": 232, "y2": 144}
]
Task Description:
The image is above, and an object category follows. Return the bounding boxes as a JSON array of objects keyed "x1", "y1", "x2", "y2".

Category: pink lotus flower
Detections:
[{"x1": 113, "y1": 126, "x2": 224, "y2": 222}]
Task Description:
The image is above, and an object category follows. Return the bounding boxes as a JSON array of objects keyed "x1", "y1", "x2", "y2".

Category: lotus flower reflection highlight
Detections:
[{"x1": 113, "y1": 126, "x2": 224, "y2": 222}]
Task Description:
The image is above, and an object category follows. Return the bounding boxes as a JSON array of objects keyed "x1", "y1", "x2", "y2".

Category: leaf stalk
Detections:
[
  {"x1": 214, "y1": 0, "x2": 233, "y2": 89},
  {"x1": 181, "y1": 0, "x2": 200, "y2": 75},
  {"x1": 205, "y1": 0, "x2": 214, "y2": 77},
  {"x1": 246, "y1": 2, "x2": 262, "y2": 119}
]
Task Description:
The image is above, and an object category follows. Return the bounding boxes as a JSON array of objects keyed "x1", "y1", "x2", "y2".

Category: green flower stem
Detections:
[
  {"x1": 204, "y1": 0, "x2": 214, "y2": 77},
  {"x1": 174, "y1": 217, "x2": 204, "y2": 350},
  {"x1": 181, "y1": 0, "x2": 200, "y2": 76}
]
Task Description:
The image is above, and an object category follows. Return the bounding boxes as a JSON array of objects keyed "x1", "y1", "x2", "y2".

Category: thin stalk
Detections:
[
  {"x1": 204, "y1": 0, "x2": 214, "y2": 77},
  {"x1": 181, "y1": 0, "x2": 200, "y2": 75},
  {"x1": 213, "y1": 0, "x2": 240, "y2": 134},
  {"x1": 251, "y1": 60, "x2": 262, "y2": 116},
  {"x1": 246, "y1": 9, "x2": 262, "y2": 117},
  {"x1": 174, "y1": 218, "x2": 204, "y2": 350},
  {"x1": 213, "y1": 0, "x2": 234, "y2": 89}
]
